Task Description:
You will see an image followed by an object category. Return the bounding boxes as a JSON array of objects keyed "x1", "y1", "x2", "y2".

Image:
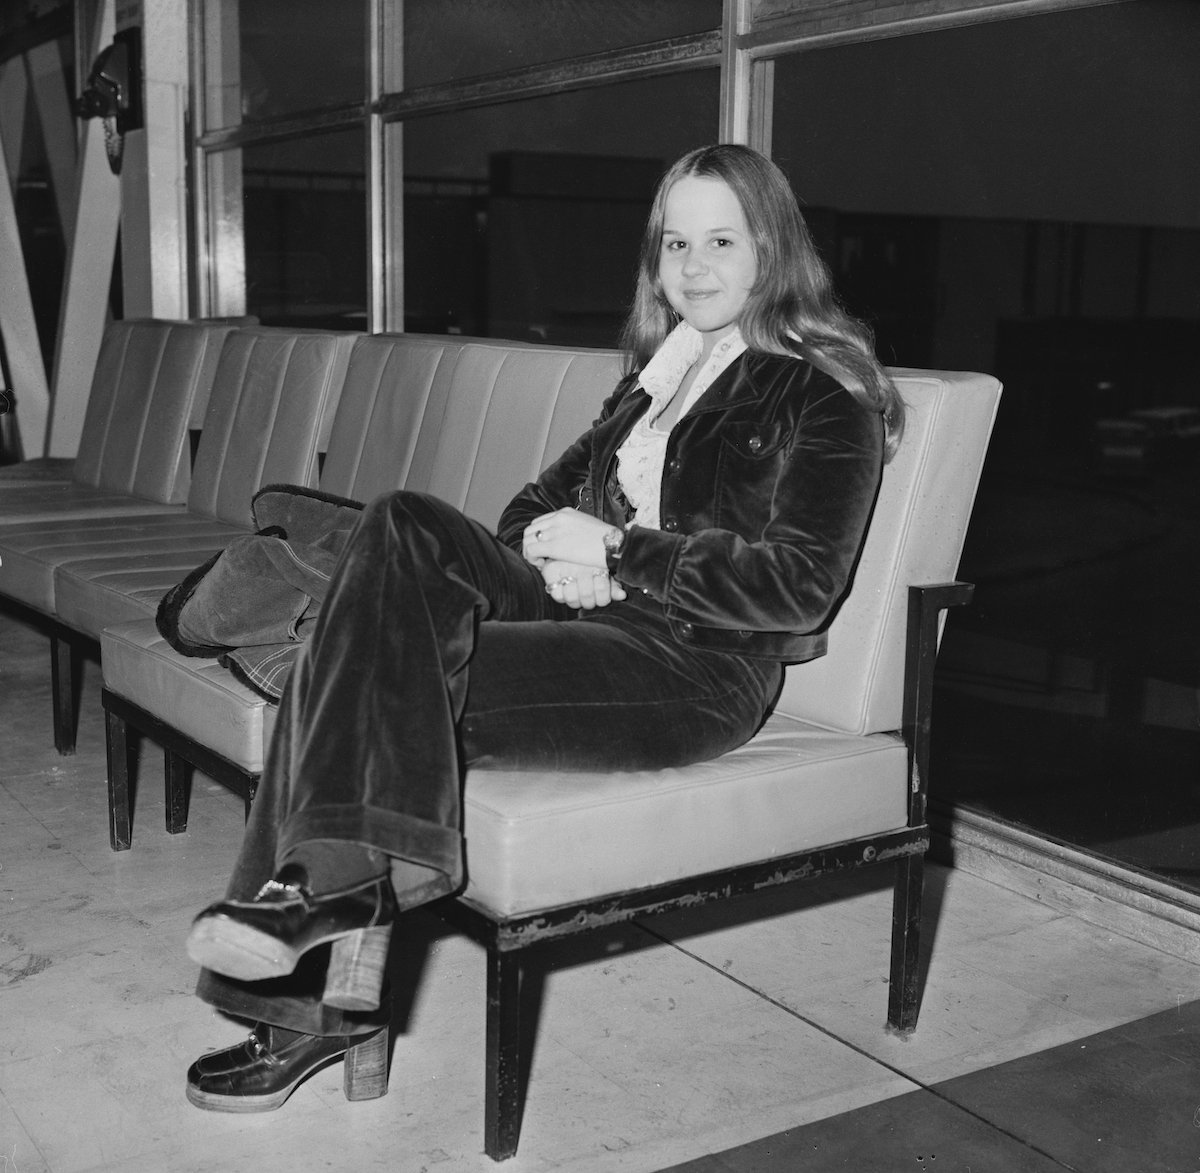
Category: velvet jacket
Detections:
[{"x1": 497, "y1": 351, "x2": 886, "y2": 663}]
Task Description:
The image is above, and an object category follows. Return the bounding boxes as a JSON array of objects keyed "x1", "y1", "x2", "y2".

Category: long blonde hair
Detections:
[{"x1": 619, "y1": 144, "x2": 904, "y2": 458}]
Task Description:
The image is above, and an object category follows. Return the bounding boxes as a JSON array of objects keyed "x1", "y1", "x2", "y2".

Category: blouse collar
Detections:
[{"x1": 638, "y1": 322, "x2": 747, "y2": 419}]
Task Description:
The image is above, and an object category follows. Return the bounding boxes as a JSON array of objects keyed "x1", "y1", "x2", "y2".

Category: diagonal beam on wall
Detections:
[
  {"x1": 46, "y1": 0, "x2": 118, "y2": 459},
  {"x1": 0, "y1": 109, "x2": 51, "y2": 459}
]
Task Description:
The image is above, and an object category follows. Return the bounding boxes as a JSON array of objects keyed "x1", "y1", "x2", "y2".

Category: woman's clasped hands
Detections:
[{"x1": 522, "y1": 508, "x2": 627, "y2": 610}]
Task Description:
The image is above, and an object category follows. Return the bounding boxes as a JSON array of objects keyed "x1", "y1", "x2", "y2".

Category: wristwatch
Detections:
[{"x1": 602, "y1": 525, "x2": 626, "y2": 574}]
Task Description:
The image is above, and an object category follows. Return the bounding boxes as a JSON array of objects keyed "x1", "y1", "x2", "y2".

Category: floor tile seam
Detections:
[
  {"x1": 638, "y1": 922, "x2": 1084, "y2": 1173},
  {"x1": 0, "y1": 1083, "x2": 53, "y2": 1172}
]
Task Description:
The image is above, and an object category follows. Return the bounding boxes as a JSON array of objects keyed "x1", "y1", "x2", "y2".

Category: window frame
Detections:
[{"x1": 188, "y1": 0, "x2": 1129, "y2": 324}]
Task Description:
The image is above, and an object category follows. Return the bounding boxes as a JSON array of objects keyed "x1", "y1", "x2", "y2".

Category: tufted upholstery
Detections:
[
  {"x1": 102, "y1": 333, "x2": 625, "y2": 768},
  {"x1": 0, "y1": 318, "x2": 239, "y2": 518},
  {"x1": 100, "y1": 337, "x2": 999, "y2": 919},
  {"x1": 0, "y1": 326, "x2": 355, "y2": 625}
]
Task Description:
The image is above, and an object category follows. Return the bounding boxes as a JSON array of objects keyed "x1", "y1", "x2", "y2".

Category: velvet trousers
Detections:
[{"x1": 197, "y1": 490, "x2": 781, "y2": 1035}]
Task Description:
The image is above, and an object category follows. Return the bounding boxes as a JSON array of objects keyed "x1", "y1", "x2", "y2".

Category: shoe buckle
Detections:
[{"x1": 254, "y1": 877, "x2": 306, "y2": 901}]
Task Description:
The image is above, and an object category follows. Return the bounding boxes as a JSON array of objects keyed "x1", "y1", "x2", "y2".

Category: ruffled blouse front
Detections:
[{"x1": 617, "y1": 324, "x2": 746, "y2": 530}]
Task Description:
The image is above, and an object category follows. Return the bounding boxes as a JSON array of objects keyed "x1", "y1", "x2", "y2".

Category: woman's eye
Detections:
[{"x1": 663, "y1": 240, "x2": 685, "y2": 252}]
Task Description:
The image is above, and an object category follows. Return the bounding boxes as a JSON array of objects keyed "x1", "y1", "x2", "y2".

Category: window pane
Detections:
[
  {"x1": 772, "y1": 3, "x2": 1200, "y2": 890},
  {"x1": 201, "y1": 0, "x2": 366, "y2": 129},
  {"x1": 235, "y1": 130, "x2": 367, "y2": 328},
  {"x1": 401, "y1": 70, "x2": 718, "y2": 346},
  {"x1": 403, "y1": 0, "x2": 720, "y2": 88}
]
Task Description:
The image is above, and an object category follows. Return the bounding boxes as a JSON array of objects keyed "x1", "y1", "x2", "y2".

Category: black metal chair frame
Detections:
[{"x1": 99, "y1": 580, "x2": 970, "y2": 1161}]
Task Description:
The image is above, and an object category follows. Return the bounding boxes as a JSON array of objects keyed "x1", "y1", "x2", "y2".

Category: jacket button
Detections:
[
  {"x1": 747, "y1": 435, "x2": 763, "y2": 453},
  {"x1": 663, "y1": 517, "x2": 678, "y2": 532},
  {"x1": 667, "y1": 458, "x2": 682, "y2": 475},
  {"x1": 737, "y1": 629, "x2": 751, "y2": 639},
  {"x1": 679, "y1": 622, "x2": 694, "y2": 639}
]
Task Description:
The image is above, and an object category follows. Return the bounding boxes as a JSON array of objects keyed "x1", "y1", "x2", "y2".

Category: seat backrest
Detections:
[
  {"x1": 319, "y1": 334, "x2": 466, "y2": 502},
  {"x1": 72, "y1": 318, "x2": 239, "y2": 503},
  {"x1": 774, "y1": 368, "x2": 1001, "y2": 735},
  {"x1": 320, "y1": 334, "x2": 622, "y2": 530},
  {"x1": 321, "y1": 333, "x2": 999, "y2": 739},
  {"x1": 187, "y1": 327, "x2": 355, "y2": 527}
]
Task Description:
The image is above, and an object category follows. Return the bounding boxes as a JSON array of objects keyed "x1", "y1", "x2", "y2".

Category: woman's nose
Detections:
[{"x1": 681, "y1": 250, "x2": 707, "y2": 276}]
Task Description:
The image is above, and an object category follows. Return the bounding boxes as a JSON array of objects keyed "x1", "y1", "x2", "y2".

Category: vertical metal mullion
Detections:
[
  {"x1": 719, "y1": 0, "x2": 752, "y2": 144},
  {"x1": 369, "y1": 0, "x2": 405, "y2": 333},
  {"x1": 367, "y1": 0, "x2": 385, "y2": 332},
  {"x1": 187, "y1": 0, "x2": 209, "y2": 315}
]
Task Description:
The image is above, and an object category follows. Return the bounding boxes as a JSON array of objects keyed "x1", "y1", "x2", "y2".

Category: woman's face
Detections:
[{"x1": 658, "y1": 174, "x2": 758, "y2": 351}]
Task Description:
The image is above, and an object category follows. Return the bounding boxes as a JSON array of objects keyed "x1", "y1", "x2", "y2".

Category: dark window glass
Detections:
[
  {"x1": 773, "y1": 2, "x2": 1200, "y2": 890},
  {"x1": 403, "y1": 0, "x2": 720, "y2": 89},
  {"x1": 241, "y1": 130, "x2": 367, "y2": 328},
  {"x1": 402, "y1": 69, "x2": 719, "y2": 346},
  {"x1": 202, "y1": 0, "x2": 366, "y2": 128}
]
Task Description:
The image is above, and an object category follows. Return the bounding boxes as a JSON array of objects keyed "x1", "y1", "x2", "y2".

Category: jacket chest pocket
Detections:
[
  {"x1": 712, "y1": 422, "x2": 790, "y2": 528},
  {"x1": 720, "y1": 422, "x2": 789, "y2": 461}
]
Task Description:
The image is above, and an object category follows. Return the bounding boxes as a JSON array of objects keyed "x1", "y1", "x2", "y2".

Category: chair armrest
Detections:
[{"x1": 902, "y1": 581, "x2": 974, "y2": 825}]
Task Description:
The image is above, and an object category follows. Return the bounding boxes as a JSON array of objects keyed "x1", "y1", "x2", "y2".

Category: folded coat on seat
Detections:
[{"x1": 155, "y1": 483, "x2": 364, "y2": 700}]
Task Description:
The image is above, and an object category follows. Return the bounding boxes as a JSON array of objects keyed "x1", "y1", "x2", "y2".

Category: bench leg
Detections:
[
  {"x1": 485, "y1": 947, "x2": 523, "y2": 1161},
  {"x1": 164, "y1": 749, "x2": 191, "y2": 835},
  {"x1": 104, "y1": 704, "x2": 132, "y2": 851},
  {"x1": 51, "y1": 633, "x2": 77, "y2": 755},
  {"x1": 886, "y1": 853, "x2": 925, "y2": 1034}
]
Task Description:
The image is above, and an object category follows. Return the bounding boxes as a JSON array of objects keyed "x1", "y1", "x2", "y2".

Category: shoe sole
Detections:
[
  {"x1": 185, "y1": 1081, "x2": 296, "y2": 1112},
  {"x1": 184, "y1": 1053, "x2": 343, "y2": 1113},
  {"x1": 186, "y1": 914, "x2": 301, "y2": 981}
]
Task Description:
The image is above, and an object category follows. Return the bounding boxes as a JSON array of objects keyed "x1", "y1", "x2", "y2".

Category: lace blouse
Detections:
[{"x1": 616, "y1": 324, "x2": 747, "y2": 530}]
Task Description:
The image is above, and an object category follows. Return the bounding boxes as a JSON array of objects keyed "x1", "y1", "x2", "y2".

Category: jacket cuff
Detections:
[{"x1": 613, "y1": 526, "x2": 680, "y2": 599}]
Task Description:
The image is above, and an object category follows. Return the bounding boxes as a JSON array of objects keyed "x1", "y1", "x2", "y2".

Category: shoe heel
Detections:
[
  {"x1": 323, "y1": 924, "x2": 391, "y2": 1011},
  {"x1": 343, "y1": 1028, "x2": 389, "y2": 1102}
]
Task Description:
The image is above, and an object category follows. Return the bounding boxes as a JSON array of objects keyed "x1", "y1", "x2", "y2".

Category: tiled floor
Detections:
[{"x1": 3, "y1": 604, "x2": 1200, "y2": 1172}]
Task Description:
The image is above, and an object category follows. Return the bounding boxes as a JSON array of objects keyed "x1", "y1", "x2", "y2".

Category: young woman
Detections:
[{"x1": 184, "y1": 143, "x2": 904, "y2": 1111}]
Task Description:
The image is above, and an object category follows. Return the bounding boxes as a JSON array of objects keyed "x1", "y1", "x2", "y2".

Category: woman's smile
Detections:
[{"x1": 658, "y1": 174, "x2": 757, "y2": 354}]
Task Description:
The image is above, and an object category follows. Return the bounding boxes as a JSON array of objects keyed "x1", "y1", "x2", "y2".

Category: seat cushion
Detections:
[
  {"x1": 0, "y1": 514, "x2": 239, "y2": 618},
  {"x1": 459, "y1": 721, "x2": 907, "y2": 916},
  {"x1": 0, "y1": 483, "x2": 185, "y2": 526},
  {"x1": 0, "y1": 457, "x2": 76, "y2": 484},
  {"x1": 102, "y1": 621, "x2": 278, "y2": 772},
  {"x1": 101, "y1": 619, "x2": 906, "y2": 917}
]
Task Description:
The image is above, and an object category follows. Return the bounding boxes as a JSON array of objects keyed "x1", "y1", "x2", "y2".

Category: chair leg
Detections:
[
  {"x1": 887, "y1": 853, "x2": 925, "y2": 1034},
  {"x1": 484, "y1": 946, "x2": 523, "y2": 1161},
  {"x1": 51, "y1": 633, "x2": 77, "y2": 755},
  {"x1": 104, "y1": 704, "x2": 132, "y2": 851},
  {"x1": 164, "y1": 749, "x2": 190, "y2": 834}
]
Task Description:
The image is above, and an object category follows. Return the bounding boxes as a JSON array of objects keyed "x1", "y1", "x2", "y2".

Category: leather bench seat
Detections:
[
  {"x1": 103, "y1": 620, "x2": 277, "y2": 769},
  {"x1": 99, "y1": 616, "x2": 905, "y2": 916},
  {"x1": 0, "y1": 457, "x2": 77, "y2": 484},
  {"x1": 98, "y1": 330, "x2": 628, "y2": 770},
  {"x1": 95, "y1": 332, "x2": 1001, "y2": 1162},
  {"x1": 0, "y1": 326, "x2": 354, "y2": 619},
  {"x1": 0, "y1": 483, "x2": 185, "y2": 523},
  {"x1": 0, "y1": 514, "x2": 239, "y2": 618},
  {"x1": 0, "y1": 318, "x2": 237, "y2": 521},
  {"x1": 459, "y1": 721, "x2": 907, "y2": 916},
  {"x1": 100, "y1": 352, "x2": 1000, "y2": 882}
]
